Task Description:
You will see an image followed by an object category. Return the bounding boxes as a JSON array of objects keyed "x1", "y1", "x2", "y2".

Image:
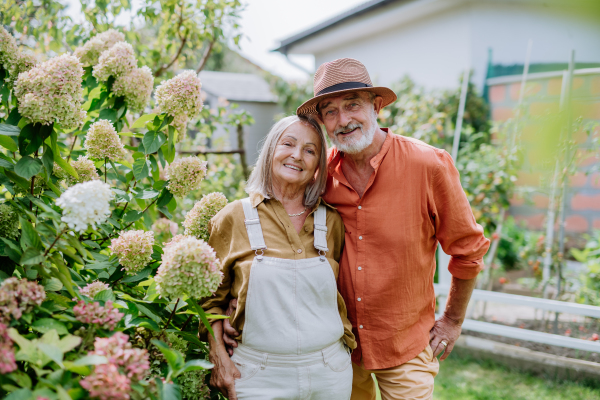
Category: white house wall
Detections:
[
  {"x1": 312, "y1": 2, "x2": 472, "y2": 90},
  {"x1": 291, "y1": 0, "x2": 600, "y2": 91}
]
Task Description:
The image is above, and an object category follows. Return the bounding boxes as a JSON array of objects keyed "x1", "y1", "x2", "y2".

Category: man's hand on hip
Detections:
[
  {"x1": 429, "y1": 313, "x2": 462, "y2": 361},
  {"x1": 223, "y1": 298, "x2": 240, "y2": 356}
]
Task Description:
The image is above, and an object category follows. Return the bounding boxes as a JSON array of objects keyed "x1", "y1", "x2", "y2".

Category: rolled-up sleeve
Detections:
[{"x1": 431, "y1": 150, "x2": 490, "y2": 280}]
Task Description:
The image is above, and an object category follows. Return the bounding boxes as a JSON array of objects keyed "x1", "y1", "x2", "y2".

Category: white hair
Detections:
[{"x1": 245, "y1": 115, "x2": 328, "y2": 207}]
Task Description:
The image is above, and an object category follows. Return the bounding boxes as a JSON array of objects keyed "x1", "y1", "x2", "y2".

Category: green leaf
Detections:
[
  {"x1": 5, "y1": 169, "x2": 31, "y2": 191},
  {"x1": 0, "y1": 123, "x2": 21, "y2": 136},
  {"x1": 4, "y1": 388, "x2": 33, "y2": 400},
  {"x1": 121, "y1": 267, "x2": 151, "y2": 283},
  {"x1": 99, "y1": 108, "x2": 118, "y2": 122},
  {"x1": 20, "y1": 248, "x2": 44, "y2": 266},
  {"x1": 143, "y1": 130, "x2": 167, "y2": 155},
  {"x1": 123, "y1": 210, "x2": 143, "y2": 223},
  {"x1": 127, "y1": 317, "x2": 160, "y2": 331},
  {"x1": 38, "y1": 343, "x2": 64, "y2": 366},
  {"x1": 94, "y1": 289, "x2": 116, "y2": 302},
  {"x1": 7, "y1": 370, "x2": 32, "y2": 389},
  {"x1": 180, "y1": 359, "x2": 214, "y2": 374},
  {"x1": 54, "y1": 152, "x2": 78, "y2": 179},
  {"x1": 152, "y1": 339, "x2": 185, "y2": 372},
  {"x1": 5, "y1": 107, "x2": 21, "y2": 126},
  {"x1": 42, "y1": 144, "x2": 54, "y2": 178},
  {"x1": 73, "y1": 355, "x2": 108, "y2": 366},
  {"x1": 186, "y1": 298, "x2": 214, "y2": 338},
  {"x1": 161, "y1": 383, "x2": 181, "y2": 400},
  {"x1": 32, "y1": 319, "x2": 68, "y2": 335},
  {"x1": 136, "y1": 303, "x2": 161, "y2": 323},
  {"x1": 156, "y1": 188, "x2": 173, "y2": 207},
  {"x1": 0, "y1": 135, "x2": 18, "y2": 152},
  {"x1": 43, "y1": 277, "x2": 63, "y2": 291},
  {"x1": 14, "y1": 156, "x2": 43, "y2": 180},
  {"x1": 19, "y1": 217, "x2": 42, "y2": 250},
  {"x1": 19, "y1": 123, "x2": 52, "y2": 156},
  {"x1": 57, "y1": 334, "x2": 82, "y2": 353},
  {"x1": 132, "y1": 157, "x2": 150, "y2": 181},
  {"x1": 131, "y1": 113, "x2": 157, "y2": 129},
  {"x1": 134, "y1": 189, "x2": 159, "y2": 200}
]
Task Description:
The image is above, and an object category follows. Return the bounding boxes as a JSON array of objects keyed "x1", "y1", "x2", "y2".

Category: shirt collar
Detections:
[{"x1": 328, "y1": 127, "x2": 394, "y2": 173}]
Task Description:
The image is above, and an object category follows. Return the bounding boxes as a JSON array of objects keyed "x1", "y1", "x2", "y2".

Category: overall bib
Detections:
[{"x1": 232, "y1": 198, "x2": 352, "y2": 399}]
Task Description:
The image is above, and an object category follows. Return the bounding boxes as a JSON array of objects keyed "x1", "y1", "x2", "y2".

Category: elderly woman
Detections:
[{"x1": 202, "y1": 115, "x2": 355, "y2": 400}]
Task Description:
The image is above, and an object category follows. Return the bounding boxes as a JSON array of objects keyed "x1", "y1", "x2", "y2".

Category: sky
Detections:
[
  {"x1": 236, "y1": 0, "x2": 368, "y2": 81},
  {"x1": 64, "y1": 0, "x2": 368, "y2": 81}
]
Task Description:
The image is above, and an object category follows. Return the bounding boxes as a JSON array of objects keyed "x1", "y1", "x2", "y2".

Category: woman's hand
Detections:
[{"x1": 208, "y1": 320, "x2": 241, "y2": 399}]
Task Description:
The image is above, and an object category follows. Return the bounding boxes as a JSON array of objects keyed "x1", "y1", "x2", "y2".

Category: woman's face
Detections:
[{"x1": 272, "y1": 122, "x2": 321, "y2": 191}]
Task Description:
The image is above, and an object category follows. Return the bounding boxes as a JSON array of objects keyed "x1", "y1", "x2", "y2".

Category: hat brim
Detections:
[{"x1": 296, "y1": 86, "x2": 397, "y2": 116}]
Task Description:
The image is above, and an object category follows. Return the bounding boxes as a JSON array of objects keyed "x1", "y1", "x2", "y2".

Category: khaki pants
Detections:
[{"x1": 350, "y1": 345, "x2": 439, "y2": 400}]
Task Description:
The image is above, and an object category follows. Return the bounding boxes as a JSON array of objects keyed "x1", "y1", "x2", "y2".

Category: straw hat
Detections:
[{"x1": 296, "y1": 58, "x2": 397, "y2": 116}]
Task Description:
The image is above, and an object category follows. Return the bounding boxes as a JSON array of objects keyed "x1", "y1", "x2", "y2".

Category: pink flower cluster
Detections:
[
  {"x1": 163, "y1": 234, "x2": 189, "y2": 248},
  {"x1": 73, "y1": 300, "x2": 124, "y2": 331},
  {"x1": 84, "y1": 119, "x2": 125, "y2": 161},
  {"x1": 108, "y1": 230, "x2": 155, "y2": 274},
  {"x1": 0, "y1": 322, "x2": 17, "y2": 374},
  {"x1": 0, "y1": 277, "x2": 46, "y2": 323},
  {"x1": 80, "y1": 332, "x2": 150, "y2": 399},
  {"x1": 14, "y1": 53, "x2": 86, "y2": 129},
  {"x1": 80, "y1": 281, "x2": 110, "y2": 299},
  {"x1": 112, "y1": 65, "x2": 154, "y2": 113},
  {"x1": 165, "y1": 157, "x2": 207, "y2": 198},
  {"x1": 92, "y1": 42, "x2": 137, "y2": 82},
  {"x1": 91, "y1": 332, "x2": 150, "y2": 382},
  {"x1": 0, "y1": 27, "x2": 36, "y2": 87},
  {"x1": 151, "y1": 217, "x2": 178, "y2": 237},
  {"x1": 80, "y1": 363, "x2": 131, "y2": 400},
  {"x1": 74, "y1": 29, "x2": 126, "y2": 67}
]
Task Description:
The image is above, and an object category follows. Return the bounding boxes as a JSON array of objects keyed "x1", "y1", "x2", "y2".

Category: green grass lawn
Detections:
[{"x1": 374, "y1": 354, "x2": 600, "y2": 400}]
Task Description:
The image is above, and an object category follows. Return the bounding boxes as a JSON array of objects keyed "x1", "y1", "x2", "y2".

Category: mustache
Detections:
[{"x1": 334, "y1": 123, "x2": 362, "y2": 135}]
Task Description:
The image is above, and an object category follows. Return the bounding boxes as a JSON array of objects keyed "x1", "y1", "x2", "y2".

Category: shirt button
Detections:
[
  {"x1": 358, "y1": 266, "x2": 362, "y2": 271},
  {"x1": 359, "y1": 236, "x2": 363, "y2": 240},
  {"x1": 297, "y1": 249, "x2": 302, "y2": 254},
  {"x1": 359, "y1": 325, "x2": 364, "y2": 329},
  {"x1": 358, "y1": 205, "x2": 362, "y2": 210},
  {"x1": 357, "y1": 298, "x2": 361, "y2": 302}
]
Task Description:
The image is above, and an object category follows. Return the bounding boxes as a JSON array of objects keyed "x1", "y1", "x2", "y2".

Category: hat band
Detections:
[{"x1": 316, "y1": 81, "x2": 372, "y2": 96}]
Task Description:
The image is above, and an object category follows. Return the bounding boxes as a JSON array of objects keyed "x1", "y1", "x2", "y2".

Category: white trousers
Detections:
[{"x1": 232, "y1": 340, "x2": 353, "y2": 400}]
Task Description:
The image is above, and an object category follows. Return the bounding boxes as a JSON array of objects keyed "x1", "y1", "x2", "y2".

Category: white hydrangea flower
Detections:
[
  {"x1": 155, "y1": 70, "x2": 203, "y2": 120},
  {"x1": 112, "y1": 66, "x2": 154, "y2": 113},
  {"x1": 79, "y1": 281, "x2": 110, "y2": 298},
  {"x1": 92, "y1": 41, "x2": 137, "y2": 82},
  {"x1": 56, "y1": 180, "x2": 114, "y2": 232},
  {"x1": 74, "y1": 29, "x2": 126, "y2": 67},
  {"x1": 155, "y1": 236, "x2": 222, "y2": 300},
  {"x1": 14, "y1": 54, "x2": 86, "y2": 128}
]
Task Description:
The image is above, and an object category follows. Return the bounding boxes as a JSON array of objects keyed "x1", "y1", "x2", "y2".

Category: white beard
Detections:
[{"x1": 331, "y1": 110, "x2": 378, "y2": 154}]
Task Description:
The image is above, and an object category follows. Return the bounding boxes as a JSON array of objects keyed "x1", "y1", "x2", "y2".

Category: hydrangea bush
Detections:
[{"x1": 0, "y1": 27, "x2": 229, "y2": 400}]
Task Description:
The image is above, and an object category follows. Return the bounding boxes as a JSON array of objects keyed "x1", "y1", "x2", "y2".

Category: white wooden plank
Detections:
[{"x1": 434, "y1": 284, "x2": 600, "y2": 319}]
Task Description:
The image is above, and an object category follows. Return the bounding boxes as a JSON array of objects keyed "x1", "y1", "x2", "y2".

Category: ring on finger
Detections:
[{"x1": 441, "y1": 340, "x2": 448, "y2": 348}]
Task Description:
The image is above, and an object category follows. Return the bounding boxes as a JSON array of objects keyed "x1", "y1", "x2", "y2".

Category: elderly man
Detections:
[{"x1": 221, "y1": 58, "x2": 490, "y2": 399}]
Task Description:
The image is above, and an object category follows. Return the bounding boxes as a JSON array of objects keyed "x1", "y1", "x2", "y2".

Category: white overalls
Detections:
[{"x1": 231, "y1": 198, "x2": 352, "y2": 399}]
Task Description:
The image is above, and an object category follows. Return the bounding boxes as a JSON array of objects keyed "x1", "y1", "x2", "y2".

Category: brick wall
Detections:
[{"x1": 488, "y1": 71, "x2": 600, "y2": 233}]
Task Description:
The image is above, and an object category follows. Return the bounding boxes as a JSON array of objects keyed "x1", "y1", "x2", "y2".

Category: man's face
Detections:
[{"x1": 318, "y1": 91, "x2": 381, "y2": 154}]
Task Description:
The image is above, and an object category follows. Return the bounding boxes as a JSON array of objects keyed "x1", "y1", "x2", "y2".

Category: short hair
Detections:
[
  {"x1": 245, "y1": 115, "x2": 328, "y2": 207},
  {"x1": 316, "y1": 90, "x2": 377, "y2": 116}
]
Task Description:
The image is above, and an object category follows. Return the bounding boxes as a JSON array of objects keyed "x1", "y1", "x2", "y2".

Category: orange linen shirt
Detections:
[{"x1": 323, "y1": 129, "x2": 490, "y2": 370}]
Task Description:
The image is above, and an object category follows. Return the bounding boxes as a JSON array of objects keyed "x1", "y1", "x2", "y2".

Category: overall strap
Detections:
[
  {"x1": 241, "y1": 198, "x2": 267, "y2": 252},
  {"x1": 313, "y1": 204, "x2": 329, "y2": 254}
]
